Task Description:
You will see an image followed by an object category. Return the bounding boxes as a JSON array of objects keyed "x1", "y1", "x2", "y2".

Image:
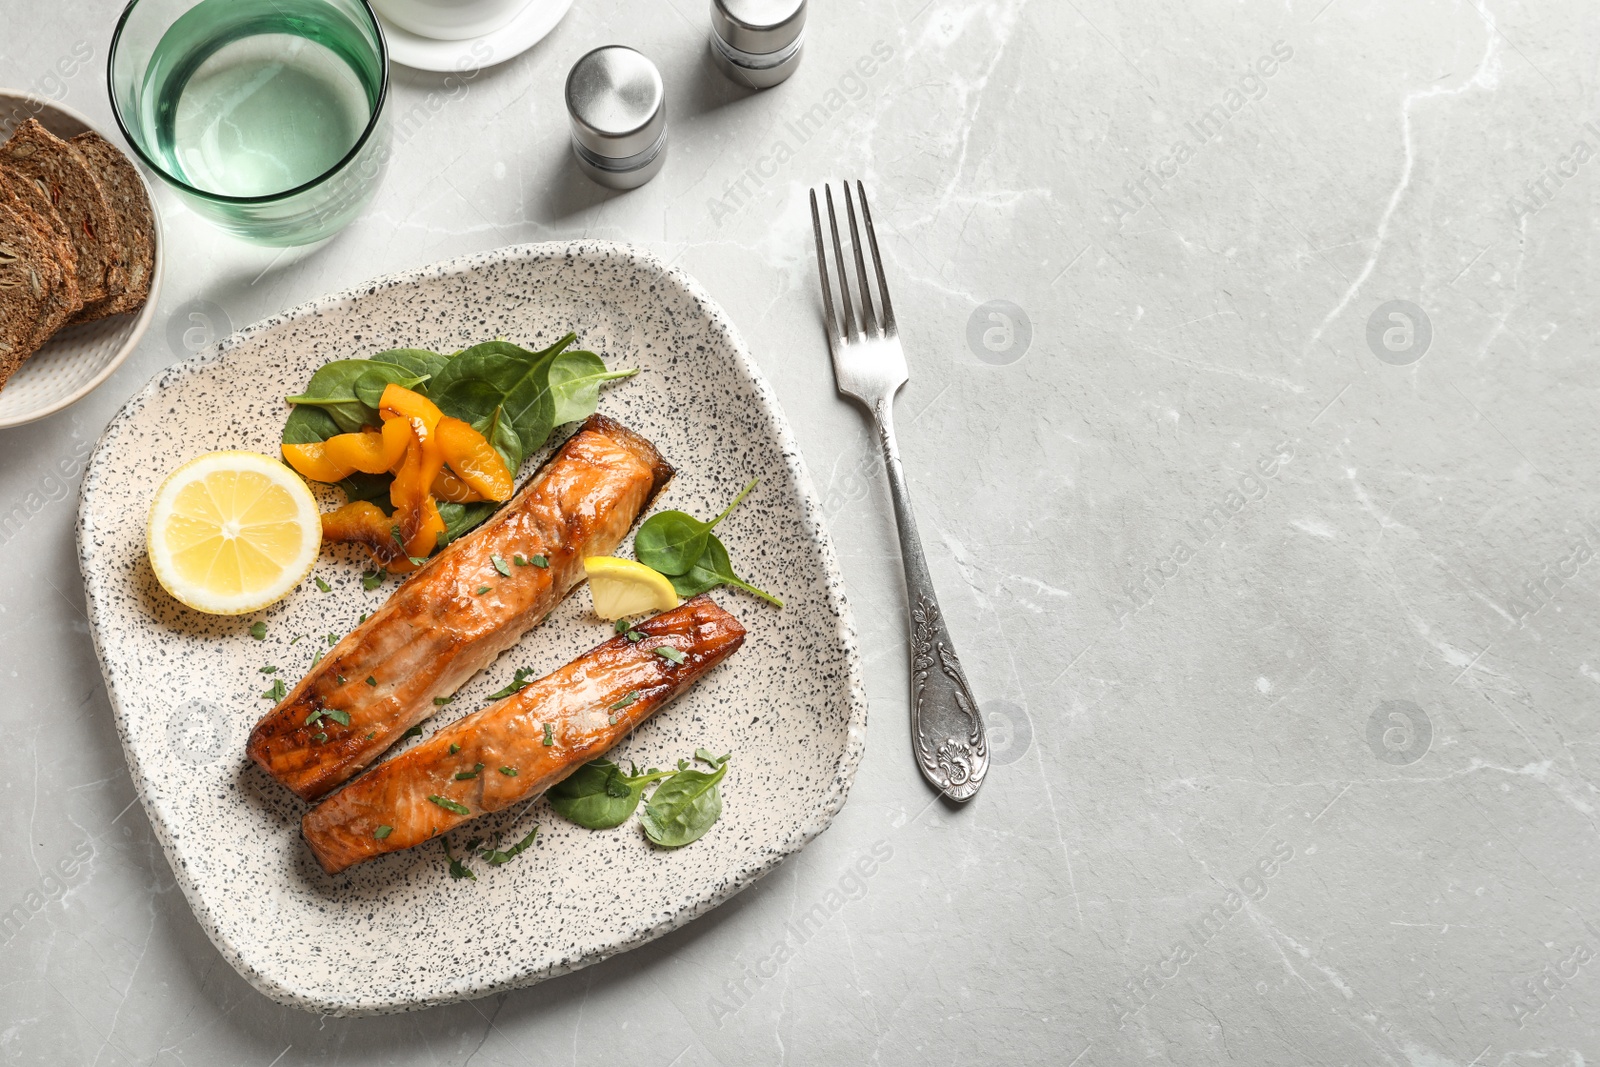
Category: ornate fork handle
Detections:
[{"x1": 873, "y1": 399, "x2": 988, "y2": 801}]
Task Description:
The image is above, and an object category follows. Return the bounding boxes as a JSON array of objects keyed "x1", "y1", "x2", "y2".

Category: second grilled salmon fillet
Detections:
[
  {"x1": 303, "y1": 595, "x2": 746, "y2": 874},
  {"x1": 247, "y1": 413, "x2": 672, "y2": 801}
]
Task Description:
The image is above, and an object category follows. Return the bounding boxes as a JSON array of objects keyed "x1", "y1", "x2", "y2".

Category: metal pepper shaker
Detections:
[
  {"x1": 709, "y1": 0, "x2": 805, "y2": 89},
  {"x1": 565, "y1": 46, "x2": 667, "y2": 189}
]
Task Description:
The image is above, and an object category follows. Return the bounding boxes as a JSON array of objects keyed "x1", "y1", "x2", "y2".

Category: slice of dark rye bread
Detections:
[
  {"x1": 69, "y1": 131, "x2": 154, "y2": 322},
  {"x1": 1, "y1": 162, "x2": 74, "y2": 266},
  {"x1": 0, "y1": 120, "x2": 124, "y2": 307},
  {"x1": 0, "y1": 168, "x2": 82, "y2": 338},
  {"x1": 0, "y1": 202, "x2": 59, "y2": 389}
]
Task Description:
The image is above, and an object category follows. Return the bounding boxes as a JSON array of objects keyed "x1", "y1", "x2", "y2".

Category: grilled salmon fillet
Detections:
[
  {"x1": 248, "y1": 414, "x2": 673, "y2": 801},
  {"x1": 303, "y1": 595, "x2": 746, "y2": 873}
]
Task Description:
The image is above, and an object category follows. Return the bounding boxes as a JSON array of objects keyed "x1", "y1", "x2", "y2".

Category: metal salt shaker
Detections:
[
  {"x1": 565, "y1": 46, "x2": 667, "y2": 189},
  {"x1": 709, "y1": 0, "x2": 805, "y2": 89}
]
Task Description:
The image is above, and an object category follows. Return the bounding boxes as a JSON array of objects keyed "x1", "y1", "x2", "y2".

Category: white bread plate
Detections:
[{"x1": 0, "y1": 91, "x2": 163, "y2": 429}]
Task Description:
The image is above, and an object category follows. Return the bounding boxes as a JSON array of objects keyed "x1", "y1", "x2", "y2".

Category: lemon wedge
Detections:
[
  {"x1": 584, "y1": 556, "x2": 680, "y2": 619},
  {"x1": 147, "y1": 451, "x2": 321, "y2": 615}
]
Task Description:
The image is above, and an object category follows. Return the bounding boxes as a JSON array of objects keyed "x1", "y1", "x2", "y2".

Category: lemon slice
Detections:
[
  {"x1": 584, "y1": 556, "x2": 680, "y2": 619},
  {"x1": 147, "y1": 451, "x2": 321, "y2": 615}
]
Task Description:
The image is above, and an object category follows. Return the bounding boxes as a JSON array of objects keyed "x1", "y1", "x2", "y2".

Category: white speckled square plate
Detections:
[{"x1": 76, "y1": 241, "x2": 867, "y2": 1015}]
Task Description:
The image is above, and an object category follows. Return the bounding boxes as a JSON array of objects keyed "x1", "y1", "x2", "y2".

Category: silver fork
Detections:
[{"x1": 808, "y1": 181, "x2": 988, "y2": 802}]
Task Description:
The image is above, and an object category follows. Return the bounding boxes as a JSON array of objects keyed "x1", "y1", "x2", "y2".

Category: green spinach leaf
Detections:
[
  {"x1": 426, "y1": 337, "x2": 571, "y2": 452},
  {"x1": 548, "y1": 759, "x2": 675, "y2": 830},
  {"x1": 668, "y1": 534, "x2": 783, "y2": 606},
  {"x1": 354, "y1": 364, "x2": 430, "y2": 409},
  {"x1": 547, "y1": 350, "x2": 638, "y2": 426},
  {"x1": 635, "y1": 479, "x2": 758, "y2": 576},
  {"x1": 472, "y1": 403, "x2": 524, "y2": 475},
  {"x1": 339, "y1": 472, "x2": 396, "y2": 511},
  {"x1": 371, "y1": 347, "x2": 450, "y2": 382},
  {"x1": 281, "y1": 404, "x2": 341, "y2": 445},
  {"x1": 640, "y1": 759, "x2": 728, "y2": 847},
  {"x1": 436, "y1": 501, "x2": 498, "y2": 548},
  {"x1": 284, "y1": 359, "x2": 386, "y2": 433}
]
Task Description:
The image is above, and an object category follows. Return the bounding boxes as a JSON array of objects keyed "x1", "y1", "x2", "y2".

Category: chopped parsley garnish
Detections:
[
  {"x1": 530, "y1": 554, "x2": 548, "y2": 568},
  {"x1": 433, "y1": 696, "x2": 454, "y2": 706},
  {"x1": 492, "y1": 554, "x2": 512, "y2": 577},
  {"x1": 289, "y1": 634, "x2": 305, "y2": 645},
  {"x1": 481, "y1": 825, "x2": 539, "y2": 866},
  {"x1": 428, "y1": 795, "x2": 471, "y2": 815},
  {"x1": 487, "y1": 668, "x2": 533, "y2": 700},
  {"x1": 514, "y1": 555, "x2": 529, "y2": 567},
  {"x1": 336, "y1": 675, "x2": 346, "y2": 685},
  {"x1": 259, "y1": 665, "x2": 278, "y2": 674},
  {"x1": 400, "y1": 725, "x2": 423, "y2": 741},
  {"x1": 475, "y1": 585, "x2": 491, "y2": 595},
  {"x1": 614, "y1": 619, "x2": 631, "y2": 634},
  {"x1": 455, "y1": 763, "x2": 485, "y2": 781},
  {"x1": 325, "y1": 633, "x2": 339, "y2": 647},
  {"x1": 449, "y1": 742, "x2": 460, "y2": 754},
  {"x1": 249, "y1": 621, "x2": 267, "y2": 640},
  {"x1": 312, "y1": 731, "x2": 327, "y2": 743},
  {"x1": 655, "y1": 646, "x2": 687, "y2": 665},
  {"x1": 373, "y1": 825, "x2": 393, "y2": 840},
  {"x1": 365, "y1": 676, "x2": 377, "y2": 687},
  {"x1": 499, "y1": 766, "x2": 517, "y2": 777},
  {"x1": 314, "y1": 577, "x2": 331, "y2": 593},
  {"x1": 361, "y1": 569, "x2": 384, "y2": 591},
  {"x1": 304, "y1": 707, "x2": 351, "y2": 728},
  {"x1": 409, "y1": 556, "x2": 428, "y2": 567},
  {"x1": 542, "y1": 723, "x2": 554, "y2": 746},
  {"x1": 358, "y1": 613, "x2": 369, "y2": 624},
  {"x1": 626, "y1": 630, "x2": 645, "y2": 643},
  {"x1": 260, "y1": 678, "x2": 287, "y2": 701},
  {"x1": 609, "y1": 690, "x2": 638, "y2": 711},
  {"x1": 390, "y1": 525, "x2": 404, "y2": 547},
  {"x1": 443, "y1": 836, "x2": 475, "y2": 879}
]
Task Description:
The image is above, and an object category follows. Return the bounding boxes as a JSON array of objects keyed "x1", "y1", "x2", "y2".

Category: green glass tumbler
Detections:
[{"x1": 109, "y1": 0, "x2": 391, "y2": 246}]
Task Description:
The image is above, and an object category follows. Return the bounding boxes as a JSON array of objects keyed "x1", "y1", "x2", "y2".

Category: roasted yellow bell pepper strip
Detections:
[
  {"x1": 281, "y1": 441, "x2": 350, "y2": 483},
  {"x1": 322, "y1": 430, "x2": 394, "y2": 475},
  {"x1": 376, "y1": 385, "x2": 448, "y2": 563},
  {"x1": 432, "y1": 466, "x2": 486, "y2": 504},
  {"x1": 320, "y1": 501, "x2": 405, "y2": 567},
  {"x1": 381, "y1": 416, "x2": 412, "y2": 473},
  {"x1": 389, "y1": 432, "x2": 445, "y2": 564},
  {"x1": 436, "y1": 416, "x2": 513, "y2": 501},
  {"x1": 310, "y1": 385, "x2": 516, "y2": 570},
  {"x1": 378, "y1": 382, "x2": 443, "y2": 436}
]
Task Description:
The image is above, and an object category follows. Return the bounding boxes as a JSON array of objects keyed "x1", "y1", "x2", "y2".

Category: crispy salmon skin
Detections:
[
  {"x1": 248, "y1": 414, "x2": 673, "y2": 801},
  {"x1": 303, "y1": 595, "x2": 746, "y2": 874}
]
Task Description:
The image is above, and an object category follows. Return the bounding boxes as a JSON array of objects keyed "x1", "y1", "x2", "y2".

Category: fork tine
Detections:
[
  {"x1": 809, "y1": 188, "x2": 840, "y2": 343},
  {"x1": 842, "y1": 183, "x2": 877, "y2": 335},
  {"x1": 855, "y1": 181, "x2": 895, "y2": 334},
  {"x1": 824, "y1": 185, "x2": 857, "y2": 339}
]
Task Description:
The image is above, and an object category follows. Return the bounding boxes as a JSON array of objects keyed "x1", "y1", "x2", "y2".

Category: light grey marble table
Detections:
[{"x1": 4, "y1": 0, "x2": 1600, "y2": 1062}]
